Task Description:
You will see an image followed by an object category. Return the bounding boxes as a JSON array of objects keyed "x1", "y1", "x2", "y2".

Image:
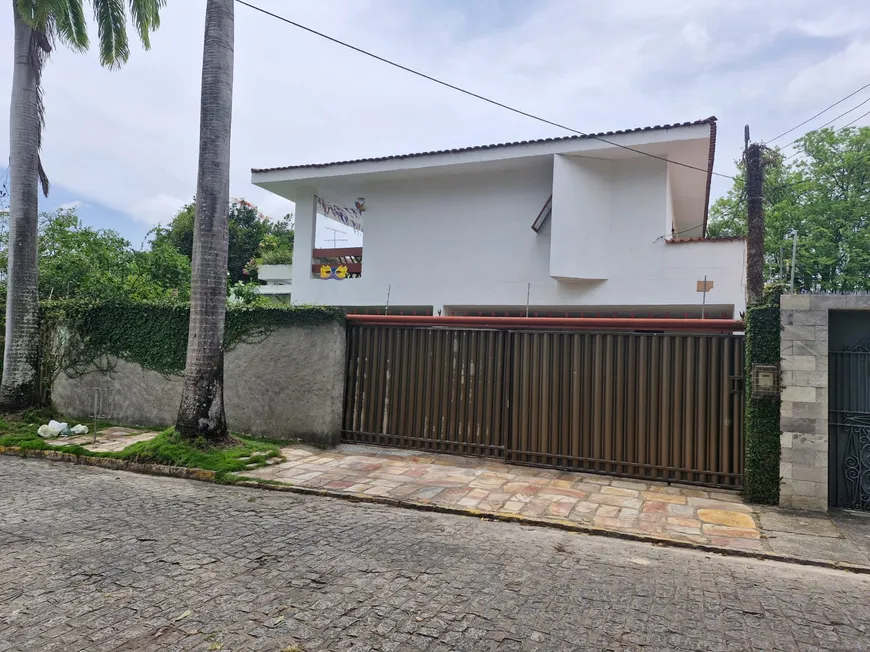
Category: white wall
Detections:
[
  {"x1": 290, "y1": 158, "x2": 745, "y2": 316},
  {"x1": 550, "y1": 155, "x2": 611, "y2": 280}
]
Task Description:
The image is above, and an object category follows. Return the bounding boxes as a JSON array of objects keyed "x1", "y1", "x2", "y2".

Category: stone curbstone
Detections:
[{"x1": 0, "y1": 446, "x2": 217, "y2": 482}]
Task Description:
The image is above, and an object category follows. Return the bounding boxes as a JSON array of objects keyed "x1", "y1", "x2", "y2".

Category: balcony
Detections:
[{"x1": 311, "y1": 247, "x2": 363, "y2": 279}]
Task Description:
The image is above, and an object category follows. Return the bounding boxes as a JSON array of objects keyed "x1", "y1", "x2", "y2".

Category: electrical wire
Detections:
[
  {"x1": 235, "y1": 0, "x2": 734, "y2": 180},
  {"x1": 766, "y1": 81, "x2": 870, "y2": 143},
  {"x1": 780, "y1": 96, "x2": 870, "y2": 157},
  {"x1": 653, "y1": 226, "x2": 710, "y2": 243},
  {"x1": 783, "y1": 106, "x2": 870, "y2": 160}
]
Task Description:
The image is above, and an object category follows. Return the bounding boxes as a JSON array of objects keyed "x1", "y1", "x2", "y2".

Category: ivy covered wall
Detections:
[{"x1": 743, "y1": 286, "x2": 783, "y2": 504}]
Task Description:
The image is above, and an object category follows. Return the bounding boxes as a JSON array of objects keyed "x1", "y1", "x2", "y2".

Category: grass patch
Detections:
[
  {"x1": 0, "y1": 412, "x2": 284, "y2": 482},
  {"x1": 117, "y1": 430, "x2": 283, "y2": 482},
  {"x1": 0, "y1": 413, "x2": 113, "y2": 456}
]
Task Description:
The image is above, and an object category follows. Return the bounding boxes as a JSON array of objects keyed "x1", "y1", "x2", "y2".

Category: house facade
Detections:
[{"x1": 252, "y1": 117, "x2": 746, "y2": 318}]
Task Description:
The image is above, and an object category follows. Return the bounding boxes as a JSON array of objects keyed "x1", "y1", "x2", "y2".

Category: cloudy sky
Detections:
[{"x1": 1, "y1": 0, "x2": 869, "y2": 248}]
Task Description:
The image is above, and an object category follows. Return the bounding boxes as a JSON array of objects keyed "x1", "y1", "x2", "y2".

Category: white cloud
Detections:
[
  {"x1": 58, "y1": 200, "x2": 88, "y2": 211},
  {"x1": 129, "y1": 194, "x2": 190, "y2": 227},
  {"x1": 1, "y1": 0, "x2": 869, "y2": 236}
]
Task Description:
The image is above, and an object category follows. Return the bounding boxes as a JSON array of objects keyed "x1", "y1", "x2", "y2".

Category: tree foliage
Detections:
[
  {"x1": 151, "y1": 199, "x2": 294, "y2": 284},
  {"x1": 707, "y1": 127, "x2": 870, "y2": 292},
  {"x1": 0, "y1": 208, "x2": 191, "y2": 302}
]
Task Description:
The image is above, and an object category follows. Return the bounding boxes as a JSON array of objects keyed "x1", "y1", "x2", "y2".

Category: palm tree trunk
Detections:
[
  {"x1": 1, "y1": 5, "x2": 42, "y2": 411},
  {"x1": 175, "y1": 0, "x2": 234, "y2": 442}
]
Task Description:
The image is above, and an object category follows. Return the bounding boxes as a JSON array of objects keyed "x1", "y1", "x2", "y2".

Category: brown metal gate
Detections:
[{"x1": 343, "y1": 322, "x2": 744, "y2": 488}]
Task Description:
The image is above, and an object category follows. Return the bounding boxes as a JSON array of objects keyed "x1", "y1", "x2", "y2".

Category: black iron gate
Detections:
[{"x1": 829, "y1": 312, "x2": 870, "y2": 511}]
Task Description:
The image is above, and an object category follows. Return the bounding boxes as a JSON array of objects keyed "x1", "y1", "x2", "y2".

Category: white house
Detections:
[{"x1": 251, "y1": 117, "x2": 746, "y2": 319}]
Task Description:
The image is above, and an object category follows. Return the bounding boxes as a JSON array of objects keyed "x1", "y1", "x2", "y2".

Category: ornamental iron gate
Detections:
[
  {"x1": 343, "y1": 322, "x2": 745, "y2": 488},
  {"x1": 829, "y1": 312, "x2": 870, "y2": 511}
]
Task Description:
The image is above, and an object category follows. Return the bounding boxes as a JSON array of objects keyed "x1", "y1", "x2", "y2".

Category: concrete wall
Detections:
[
  {"x1": 779, "y1": 293, "x2": 870, "y2": 511},
  {"x1": 288, "y1": 157, "x2": 746, "y2": 317},
  {"x1": 52, "y1": 323, "x2": 346, "y2": 446},
  {"x1": 550, "y1": 155, "x2": 612, "y2": 280}
]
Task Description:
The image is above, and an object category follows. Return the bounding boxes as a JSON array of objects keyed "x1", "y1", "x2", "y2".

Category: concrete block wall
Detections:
[
  {"x1": 779, "y1": 293, "x2": 870, "y2": 511},
  {"x1": 52, "y1": 322, "x2": 346, "y2": 446}
]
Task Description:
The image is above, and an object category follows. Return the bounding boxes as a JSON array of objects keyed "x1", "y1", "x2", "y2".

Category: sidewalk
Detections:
[
  {"x1": 240, "y1": 443, "x2": 870, "y2": 567},
  {"x1": 37, "y1": 428, "x2": 870, "y2": 568}
]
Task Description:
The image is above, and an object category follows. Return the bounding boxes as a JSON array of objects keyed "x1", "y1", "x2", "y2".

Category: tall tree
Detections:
[
  {"x1": 2, "y1": 0, "x2": 165, "y2": 410},
  {"x1": 175, "y1": 0, "x2": 233, "y2": 442},
  {"x1": 707, "y1": 126, "x2": 870, "y2": 292}
]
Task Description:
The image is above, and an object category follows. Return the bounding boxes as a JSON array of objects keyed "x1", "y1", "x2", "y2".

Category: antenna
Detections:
[{"x1": 323, "y1": 226, "x2": 347, "y2": 248}]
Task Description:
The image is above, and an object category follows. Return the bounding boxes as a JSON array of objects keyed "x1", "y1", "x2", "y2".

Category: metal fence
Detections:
[{"x1": 343, "y1": 323, "x2": 745, "y2": 488}]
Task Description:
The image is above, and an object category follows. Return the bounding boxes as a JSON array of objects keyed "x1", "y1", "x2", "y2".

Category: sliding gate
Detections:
[{"x1": 342, "y1": 323, "x2": 745, "y2": 488}]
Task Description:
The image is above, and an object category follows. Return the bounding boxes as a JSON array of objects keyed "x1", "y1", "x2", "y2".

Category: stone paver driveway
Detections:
[
  {"x1": 3, "y1": 456, "x2": 870, "y2": 651},
  {"x1": 46, "y1": 426, "x2": 159, "y2": 453},
  {"x1": 241, "y1": 444, "x2": 764, "y2": 550}
]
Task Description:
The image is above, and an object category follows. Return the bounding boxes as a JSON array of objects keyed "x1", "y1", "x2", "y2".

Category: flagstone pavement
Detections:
[
  {"x1": 38, "y1": 428, "x2": 870, "y2": 565},
  {"x1": 46, "y1": 426, "x2": 161, "y2": 453},
  {"x1": 240, "y1": 444, "x2": 770, "y2": 552}
]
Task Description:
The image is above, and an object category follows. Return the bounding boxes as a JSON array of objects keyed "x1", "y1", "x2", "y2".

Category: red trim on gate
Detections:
[{"x1": 346, "y1": 314, "x2": 743, "y2": 332}]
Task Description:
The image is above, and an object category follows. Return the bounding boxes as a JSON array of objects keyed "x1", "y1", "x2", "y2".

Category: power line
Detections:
[
  {"x1": 766, "y1": 81, "x2": 870, "y2": 143},
  {"x1": 836, "y1": 106, "x2": 870, "y2": 131},
  {"x1": 783, "y1": 105, "x2": 870, "y2": 160},
  {"x1": 235, "y1": 0, "x2": 734, "y2": 180},
  {"x1": 781, "y1": 95, "x2": 870, "y2": 155}
]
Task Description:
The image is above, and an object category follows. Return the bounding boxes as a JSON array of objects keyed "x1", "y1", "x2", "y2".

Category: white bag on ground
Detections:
[
  {"x1": 38, "y1": 424, "x2": 60, "y2": 438},
  {"x1": 48, "y1": 420, "x2": 68, "y2": 432},
  {"x1": 71, "y1": 424, "x2": 89, "y2": 435}
]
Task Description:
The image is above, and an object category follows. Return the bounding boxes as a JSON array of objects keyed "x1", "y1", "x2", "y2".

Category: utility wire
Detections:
[
  {"x1": 653, "y1": 226, "x2": 710, "y2": 243},
  {"x1": 235, "y1": 0, "x2": 734, "y2": 180},
  {"x1": 780, "y1": 95, "x2": 870, "y2": 155},
  {"x1": 783, "y1": 105, "x2": 870, "y2": 160},
  {"x1": 766, "y1": 81, "x2": 870, "y2": 143}
]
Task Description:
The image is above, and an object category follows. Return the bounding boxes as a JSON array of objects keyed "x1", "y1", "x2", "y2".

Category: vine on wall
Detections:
[
  {"x1": 36, "y1": 301, "x2": 345, "y2": 394},
  {"x1": 743, "y1": 285, "x2": 783, "y2": 504}
]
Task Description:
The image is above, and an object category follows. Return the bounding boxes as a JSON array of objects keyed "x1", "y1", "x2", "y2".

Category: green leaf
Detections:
[
  {"x1": 52, "y1": 0, "x2": 89, "y2": 51},
  {"x1": 127, "y1": 0, "x2": 165, "y2": 49},
  {"x1": 92, "y1": 0, "x2": 130, "y2": 68}
]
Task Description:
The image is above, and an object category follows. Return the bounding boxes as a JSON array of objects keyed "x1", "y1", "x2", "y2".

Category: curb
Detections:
[
  {"x1": 0, "y1": 446, "x2": 216, "y2": 482},
  {"x1": 4, "y1": 446, "x2": 869, "y2": 575}
]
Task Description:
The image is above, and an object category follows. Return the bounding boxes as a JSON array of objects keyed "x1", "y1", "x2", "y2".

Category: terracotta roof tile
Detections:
[
  {"x1": 252, "y1": 116, "x2": 717, "y2": 174},
  {"x1": 665, "y1": 236, "x2": 746, "y2": 244}
]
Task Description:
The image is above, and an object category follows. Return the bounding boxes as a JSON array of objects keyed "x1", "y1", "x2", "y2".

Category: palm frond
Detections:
[
  {"x1": 128, "y1": 0, "x2": 166, "y2": 50},
  {"x1": 14, "y1": 0, "x2": 51, "y2": 28},
  {"x1": 38, "y1": 158, "x2": 51, "y2": 197},
  {"x1": 92, "y1": 0, "x2": 130, "y2": 69},
  {"x1": 52, "y1": 0, "x2": 89, "y2": 51},
  {"x1": 29, "y1": 26, "x2": 53, "y2": 197}
]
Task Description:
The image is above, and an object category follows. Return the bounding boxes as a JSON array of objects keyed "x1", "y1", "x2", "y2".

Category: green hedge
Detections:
[
  {"x1": 743, "y1": 286, "x2": 782, "y2": 504},
  {"x1": 40, "y1": 300, "x2": 345, "y2": 379}
]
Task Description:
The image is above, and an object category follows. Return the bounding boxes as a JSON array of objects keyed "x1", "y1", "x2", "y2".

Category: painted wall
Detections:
[
  {"x1": 52, "y1": 324, "x2": 346, "y2": 446},
  {"x1": 290, "y1": 157, "x2": 745, "y2": 316},
  {"x1": 550, "y1": 155, "x2": 612, "y2": 280}
]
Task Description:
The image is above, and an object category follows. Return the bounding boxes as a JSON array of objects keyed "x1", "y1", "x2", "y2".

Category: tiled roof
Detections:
[
  {"x1": 252, "y1": 116, "x2": 718, "y2": 174},
  {"x1": 665, "y1": 236, "x2": 746, "y2": 244}
]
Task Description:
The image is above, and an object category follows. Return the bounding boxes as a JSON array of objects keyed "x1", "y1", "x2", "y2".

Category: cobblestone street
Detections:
[{"x1": 2, "y1": 458, "x2": 870, "y2": 651}]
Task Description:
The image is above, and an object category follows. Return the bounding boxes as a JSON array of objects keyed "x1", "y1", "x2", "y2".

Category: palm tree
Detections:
[
  {"x1": 175, "y1": 0, "x2": 233, "y2": 443},
  {"x1": 2, "y1": 0, "x2": 166, "y2": 410}
]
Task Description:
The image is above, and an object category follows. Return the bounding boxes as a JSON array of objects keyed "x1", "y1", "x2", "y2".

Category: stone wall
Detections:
[
  {"x1": 52, "y1": 323, "x2": 346, "y2": 446},
  {"x1": 779, "y1": 294, "x2": 870, "y2": 511}
]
